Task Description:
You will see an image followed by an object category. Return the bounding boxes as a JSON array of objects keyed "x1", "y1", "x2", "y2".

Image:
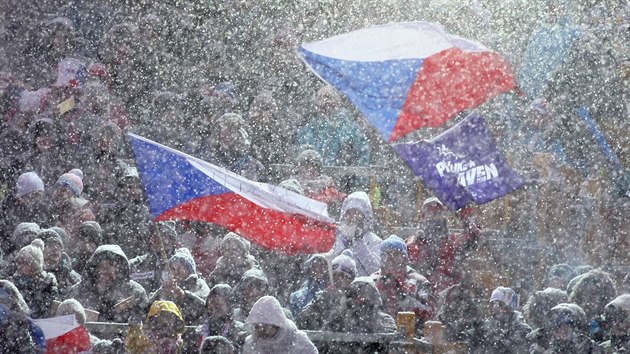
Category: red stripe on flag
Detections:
[
  {"x1": 390, "y1": 48, "x2": 515, "y2": 141},
  {"x1": 155, "y1": 193, "x2": 336, "y2": 255}
]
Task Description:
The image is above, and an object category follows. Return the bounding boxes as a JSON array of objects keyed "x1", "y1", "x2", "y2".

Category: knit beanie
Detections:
[
  {"x1": 38, "y1": 228, "x2": 65, "y2": 250},
  {"x1": 490, "y1": 286, "x2": 517, "y2": 310},
  {"x1": 279, "y1": 179, "x2": 304, "y2": 195},
  {"x1": 56, "y1": 171, "x2": 84, "y2": 196},
  {"x1": 12, "y1": 222, "x2": 41, "y2": 248},
  {"x1": 380, "y1": 235, "x2": 408, "y2": 260},
  {"x1": 78, "y1": 221, "x2": 103, "y2": 245},
  {"x1": 154, "y1": 221, "x2": 178, "y2": 242},
  {"x1": 221, "y1": 232, "x2": 250, "y2": 255},
  {"x1": 16, "y1": 239, "x2": 45, "y2": 272},
  {"x1": 331, "y1": 254, "x2": 357, "y2": 278},
  {"x1": 16, "y1": 172, "x2": 45, "y2": 197},
  {"x1": 169, "y1": 248, "x2": 197, "y2": 276},
  {"x1": 56, "y1": 298, "x2": 86, "y2": 326}
]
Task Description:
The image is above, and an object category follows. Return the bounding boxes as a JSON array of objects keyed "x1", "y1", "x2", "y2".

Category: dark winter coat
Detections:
[
  {"x1": 10, "y1": 271, "x2": 59, "y2": 318},
  {"x1": 46, "y1": 252, "x2": 81, "y2": 296},
  {"x1": 129, "y1": 252, "x2": 167, "y2": 295},
  {"x1": 472, "y1": 311, "x2": 531, "y2": 354},
  {"x1": 149, "y1": 274, "x2": 209, "y2": 325},
  {"x1": 70, "y1": 244, "x2": 149, "y2": 323}
]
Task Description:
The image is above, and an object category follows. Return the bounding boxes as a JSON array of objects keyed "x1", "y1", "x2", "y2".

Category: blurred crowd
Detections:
[{"x1": 1, "y1": 0, "x2": 630, "y2": 353}]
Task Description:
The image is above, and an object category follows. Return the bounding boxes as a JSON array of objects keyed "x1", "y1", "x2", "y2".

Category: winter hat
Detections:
[
  {"x1": 380, "y1": 235, "x2": 408, "y2": 260},
  {"x1": 206, "y1": 284, "x2": 235, "y2": 308},
  {"x1": 154, "y1": 221, "x2": 177, "y2": 242},
  {"x1": 169, "y1": 248, "x2": 197, "y2": 276},
  {"x1": 146, "y1": 301, "x2": 185, "y2": 334},
  {"x1": 16, "y1": 239, "x2": 45, "y2": 272},
  {"x1": 297, "y1": 149, "x2": 323, "y2": 171},
  {"x1": 529, "y1": 98, "x2": 550, "y2": 116},
  {"x1": 200, "y1": 336, "x2": 235, "y2": 354},
  {"x1": 39, "y1": 228, "x2": 64, "y2": 249},
  {"x1": 0, "y1": 280, "x2": 30, "y2": 315},
  {"x1": 278, "y1": 178, "x2": 304, "y2": 195},
  {"x1": 549, "y1": 303, "x2": 587, "y2": 331},
  {"x1": 331, "y1": 254, "x2": 357, "y2": 278},
  {"x1": 78, "y1": 221, "x2": 103, "y2": 245},
  {"x1": 56, "y1": 299, "x2": 86, "y2": 326},
  {"x1": 56, "y1": 171, "x2": 84, "y2": 196},
  {"x1": 547, "y1": 264, "x2": 576, "y2": 283},
  {"x1": 68, "y1": 168, "x2": 84, "y2": 180},
  {"x1": 16, "y1": 172, "x2": 44, "y2": 197},
  {"x1": 54, "y1": 58, "x2": 87, "y2": 88},
  {"x1": 12, "y1": 222, "x2": 41, "y2": 248},
  {"x1": 50, "y1": 227, "x2": 69, "y2": 246},
  {"x1": 221, "y1": 232, "x2": 250, "y2": 255},
  {"x1": 422, "y1": 197, "x2": 444, "y2": 209},
  {"x1": 490, "y1": 286, "x2": 517, "y2": 310}
]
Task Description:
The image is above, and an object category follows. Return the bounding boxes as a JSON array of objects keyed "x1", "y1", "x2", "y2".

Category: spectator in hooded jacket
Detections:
[
  {"x1": 568, "y1": 269, "x2": 617, "y2": 341},
  {"x1": 331, "y1": 191, "x2": 382, "y2": 276},
  {"x1": 149, "y1": 248, "x2": 209, "y2": 325},
  {"x1": 70, "y1": 244, "x2": 149, "y2": 323},
  {"x1": 243, "y1": 296, "x2": 317, "y2": 354},
  {"x1": 208, "y1": 232, "x2": 259, "y2": 288},
  {"x1": 0, "y1": 279, "x2": 45, "y2": 353},
  {"x1": 297, "y1": 253, "x2": 357, "y2": 330},
  {"x1": 471, "y1": 287, "x2": 531, "y2": 354},
  {"x1": 129, "y1": 221, "x2": 178, "y2": 294},
  {"x1": 233, "y1": 269, "x2": 274, "y2": 323},
  {"x1": 325, "y1": 276, "x2": 396, "y2": 334},
  {"x1": 288, "y1": 254, "x2": 329, "y2": 318},
  {"x1": 601, "y1": 294, "x2": 630, "y2": 353},
  {"x1": 40, "y1": 228, "x2": 81, "y2": 296},
  {"x1": 533, "y1": 303, "x2": 602, "y2": 354},
  {"x1": 194, "y1": 284, "x2": 245, "y2": 351},
  {"x1": 523, "y1": 287, "x2": 568, "y2": 351},
  {"x1": 69, "y1": 220, "x2": 102, "y2": 276},
  {"x1": 97, "y1": 167, "x2": 151, "y2": 258},
  {"x1": 405, "y1": 197, "x2": 480, "y2": 293},
  {"x1": 372, "y1": 235, "x2": 436, "y2": 334}
]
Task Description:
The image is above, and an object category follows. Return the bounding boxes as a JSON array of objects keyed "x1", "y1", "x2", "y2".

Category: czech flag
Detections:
[
  {"x1": 298, "y1": 22, "x2": 516, "y2": 142},
  {"x1": 128, "y1": 133, "x2": 336, "y2": 254}
]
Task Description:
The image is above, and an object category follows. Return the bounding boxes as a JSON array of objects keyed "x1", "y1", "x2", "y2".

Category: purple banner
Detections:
[{"x1": 393, "y1": 112, "x2": 524, "y2": 210}]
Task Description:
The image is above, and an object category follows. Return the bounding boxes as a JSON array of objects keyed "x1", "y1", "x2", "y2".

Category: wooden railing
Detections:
[{"x1": 84, "y1": 318, "x2": 468, "y2": 353}]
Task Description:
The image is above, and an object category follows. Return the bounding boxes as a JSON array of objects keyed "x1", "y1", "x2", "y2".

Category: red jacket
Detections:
[
  {"x1": 372, "y1": 267, "x2": 437, "y2": 324},
  {"x1": 405, "y1": 225, "x2": 479, "y2": 294}
]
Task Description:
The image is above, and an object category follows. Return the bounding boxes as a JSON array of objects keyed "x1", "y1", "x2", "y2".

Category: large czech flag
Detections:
[
  {"x1": 298, "y1": 22, "x2": 516, "y2": 142},
  {"x1": 128, "y1": 133, "x2": 336, "y2": 254}
]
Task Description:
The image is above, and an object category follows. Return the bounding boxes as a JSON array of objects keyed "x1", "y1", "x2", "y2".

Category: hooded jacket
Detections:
[
  {"x1": 288, "y1": 254, "x2": 329, "y2": 318},
  {"x1": 535, "y1": 303, "x2": 602, "y2": 354},
  {"x1": 324, "y1": 277, "x2": 396, "y2": 334},
  {"x1": 208, "y1": 233, "x2": 259, "y2": 288},
  {"x1": 149, "y1": 249, "x2": 209, "y2": 325},
  {"x1": 472, "y1": 308, "x2": 531, "y2": 354},
  {"x1": 242, "y1": 296, "x2": 317, "y2": 354},
  {"x1": 331, "y1": 192, "x2": 382, "y2": 276},
  {"x1": 70, "y1": 244, "x2": 148, "y2": 323},
  {"x1": 601, "y1": 295, "x2": 630, "y2": 353}
]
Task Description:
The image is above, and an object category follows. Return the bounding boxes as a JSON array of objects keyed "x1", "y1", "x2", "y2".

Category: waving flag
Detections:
[
  {"x1": 128, "y1": 133, "x2": 336, "y2": 254},
  {"x1": 298, "y1": 22, "x2": 516, "y2": 142},
  {"x1": 393, "y1": 112, "x2": 524, "y2": 210}
]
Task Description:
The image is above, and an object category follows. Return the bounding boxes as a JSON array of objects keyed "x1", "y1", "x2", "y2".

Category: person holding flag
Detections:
[{"x1": 405, "y1": 197, "x2": 481, "y2": 294}]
